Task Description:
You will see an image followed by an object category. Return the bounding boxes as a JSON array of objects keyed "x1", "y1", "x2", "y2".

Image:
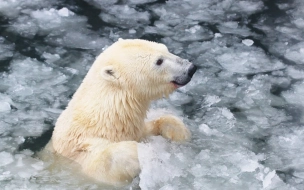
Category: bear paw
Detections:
[{"x1": 157, "y1": 115, "x2": 191, "y2": 142}]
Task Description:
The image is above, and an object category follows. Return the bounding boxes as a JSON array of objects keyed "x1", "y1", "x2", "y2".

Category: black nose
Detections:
[{"x1": 188, "y1": 64, "x2": 197, "y2": 77}]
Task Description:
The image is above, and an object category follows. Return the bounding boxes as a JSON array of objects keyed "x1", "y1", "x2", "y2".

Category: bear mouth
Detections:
[{"x1": 171, "y1": 81, "x2": 188, "y2": 88}]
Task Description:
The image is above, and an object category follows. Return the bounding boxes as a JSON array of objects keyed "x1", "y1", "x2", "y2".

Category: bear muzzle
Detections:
[
  {"x1": 187, "y1": 64, "x2": 197, "y2": 78},
  {"x1": 171, "y1": 63, "x2": 197, "y2": 88}
]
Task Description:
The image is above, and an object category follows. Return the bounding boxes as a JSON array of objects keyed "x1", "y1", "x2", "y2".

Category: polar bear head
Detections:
[{"x1": 91, "y1": 39, "x2": 197, "y2": 99}]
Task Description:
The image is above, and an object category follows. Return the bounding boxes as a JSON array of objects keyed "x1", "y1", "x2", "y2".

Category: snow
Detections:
[{"x1": 0, "y1": 0, "x2": 304, "y2": 189}]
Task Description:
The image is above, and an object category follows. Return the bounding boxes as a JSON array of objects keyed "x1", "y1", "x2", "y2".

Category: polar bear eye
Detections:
[{"x1": 156, "y1": 59, "x2": 163, "y2": 66}]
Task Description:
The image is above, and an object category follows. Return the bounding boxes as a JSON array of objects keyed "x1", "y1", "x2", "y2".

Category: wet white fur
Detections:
[{"x1": 45, "y1": 39, "x2": 191, "y2": 186}]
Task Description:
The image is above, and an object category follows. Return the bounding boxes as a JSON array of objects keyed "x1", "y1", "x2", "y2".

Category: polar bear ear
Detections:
[{"x1": 101, "y1": 65, "x2": 118, "y2": 82}]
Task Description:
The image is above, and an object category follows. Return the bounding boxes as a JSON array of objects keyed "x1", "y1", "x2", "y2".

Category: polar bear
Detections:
[{"x1": 45, "y1": 39, "x2": 197, "y2": 186}]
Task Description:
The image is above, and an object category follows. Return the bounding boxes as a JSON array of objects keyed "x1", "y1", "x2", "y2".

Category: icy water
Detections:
[{"x1": 0, "y1": 0, "x2": 304, "y2": 189}]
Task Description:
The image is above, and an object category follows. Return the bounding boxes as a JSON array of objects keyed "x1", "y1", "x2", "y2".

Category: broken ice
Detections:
[{"x1": 0, "y1": 0, "x2": 303, "y2": 189}]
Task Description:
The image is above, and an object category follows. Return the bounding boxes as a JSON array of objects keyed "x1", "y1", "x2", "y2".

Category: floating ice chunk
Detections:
[
  {"x1": 232, "y1": 1, "x2": 264, "y2": 14},
  {"x1": 214, "y1": 33, "x2": 223, "y2": 38},
  {"x1": 218, "y1": 22, "x2": 251, "y2": 37},
  {"x1": 7, "y1": 8, "x2": 62, "y2": 36},
  {"x1": 263, "y1": 170, "x2": 276, "y2": 188},
  {"x1": 138, "y1": 136, "x2": 183, "y2": 190},
  {"x1": 222, "y1": 21, "x2": 238, "y2": 29},
  {"x1": 186, "y1": 41, "x2": 215, "y2": 57},
  {"x1": 0, "y1": 0, "x2": 21, "y2": 18},
  {"x1": 221, "y1": 108, "x2": 234, "y2": 120},
  {"x1": 129, "y1": 29, "x2": 136, "y2": 34},
  {"x1": 8, "y1": 7, "x2": 92, "y2": 41},
  {"x1": 284, "y1": 42, "x2": 304, "y2": 64},
  {"x1": 266, "y1": 125, "x2": 304, "y2": 179},
  {"x1": 144, "y1": 23, "x2": 174, "y2": 37},
  {"x1": 17, "y1": 171, "x2": 32, "y2": 179},
  {"x1": 11, "y1": 85, "x2": 34, "y2": 97},
  {"x1": 264, "y1": 167, "x2": 270, "y2": 174},
  {"x1": 31, "y1": 161, "x2": 45, "y2": 171},
  {"x1": 0, "y1": 94, "x2": 13, "y2": 111},
  {"x1": 44, "y1": 108, "x2": 63, "y2": 114},
  {"x1": 242, "y1": 39, "x2": 254, "y2": 46},
  {"x1": 30, "y1": 8, "x2": 87, "y2": 35},
  {"x1": 240, "y1": 160, "x2": 259, "y2": 172},
  {"x1": 159, "y1": 184, "x2": 175, "y2": 190},
  {"x1": 201, "y1": 107, "x2": 236, "y2": 132},
  {"x1": 289, "y1": 0, "x2": 304, "y2": 18},
  {"x1": 16, "y1": 156, "x2": 24, "y2": 167},
  {"x1": 204, "y1": 95, "x2": 221, "y2": 107},
  {"x1": 0, "y1": 37, "x2": 14, "y2": 60},
  {"x1": 42, "y1": 52, "x2": 61, "y2": 63},
  {"x1": 126, "y1": 0, "x2": 158, "y2": 5},
  {"x1": 11, "y1": 153, "x2": 48, "y2": 180},
  {"x1": 230, "y1": 152, "x2": 262, "y2": 173},
  {"x1": 0, "y1": 152, "x2": 14, "y2": 166},
  {"x1": 282, "y1": 82, "x2": 304, "y2": 107},
  {"x1": 154, "y1": 0, "x2": 264, "y2": 29},
  {"x1": 84, "y1": 0, "x2": 118, "y2": 9},
  {"x1": 58, "y1": 7, "x2": 73, "y2": 17},
  {"x1": 161, "y1": 37, "x2": 184, "y2": 55},
  {"x1": 8, "y1": 16, "x2": 39, "y2": 38},
  {"x1": 186, "y1": 9, "x2": 218, "y2": 23},
  {"x1": 99, "y1": 5, "x2": 150, "y2": 28},
  {"x1": 47, "y1": 31, "x2": 111, "y2": 50},
  {"x1": 199, "y1": 124, "x2": 220, "y2": 136},
  {"x1": 185, "y1": 25, "x2": 202, "y2": 34},
  {"x1": 0, "y1": 0, "x2": 55, "y2": 18},
  {"x1": 190, "y1": 164, "x2": 206, "y2": 178},
  {"x1": 276, "y1": 26, "x2": 302, "y2": 40},
  {"x1": 65, "y1": 67, "x2": 79, "y2": 75},
  {"x1": 169, "y1": 91, "x2": 192, "y2": 105},
  {"x1": 287, "y1": 66, "x2": 304, "y2": 79},
  {"x1": 173, "y1": 25, "x2": 213, "y2": 42},
  {"x1": 0, "y1": 171, "x2": 13, "y2": 181},
  {"x1": 293, "y1": 18, "x2": 304, "y2": 29},
  {"x1": 0, "y1": 101, "x2": 10, "y2": 112},
  {"x1": 216, "y1": 47, "x2": 285, "y2": 74},
  {"x1": 276, "y1": 3, "x2": 290, "y2": 10}
]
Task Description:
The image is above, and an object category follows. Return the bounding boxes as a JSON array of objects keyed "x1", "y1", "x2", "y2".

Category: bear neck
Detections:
[{"x1": 71, "y1": 79, "x2": 151, "y2": 142}]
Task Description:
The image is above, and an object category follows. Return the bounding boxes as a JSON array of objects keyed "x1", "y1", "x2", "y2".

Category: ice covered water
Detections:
[
  {"x1": 0, "y1": 37, "x2": 14, "y2": 61},
  {"x1": 0, "y1": 0, "x2": 304, "y2": 189},
  {"x1": 284, "y1": 42, "x2": 304, "y2": 64}
]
